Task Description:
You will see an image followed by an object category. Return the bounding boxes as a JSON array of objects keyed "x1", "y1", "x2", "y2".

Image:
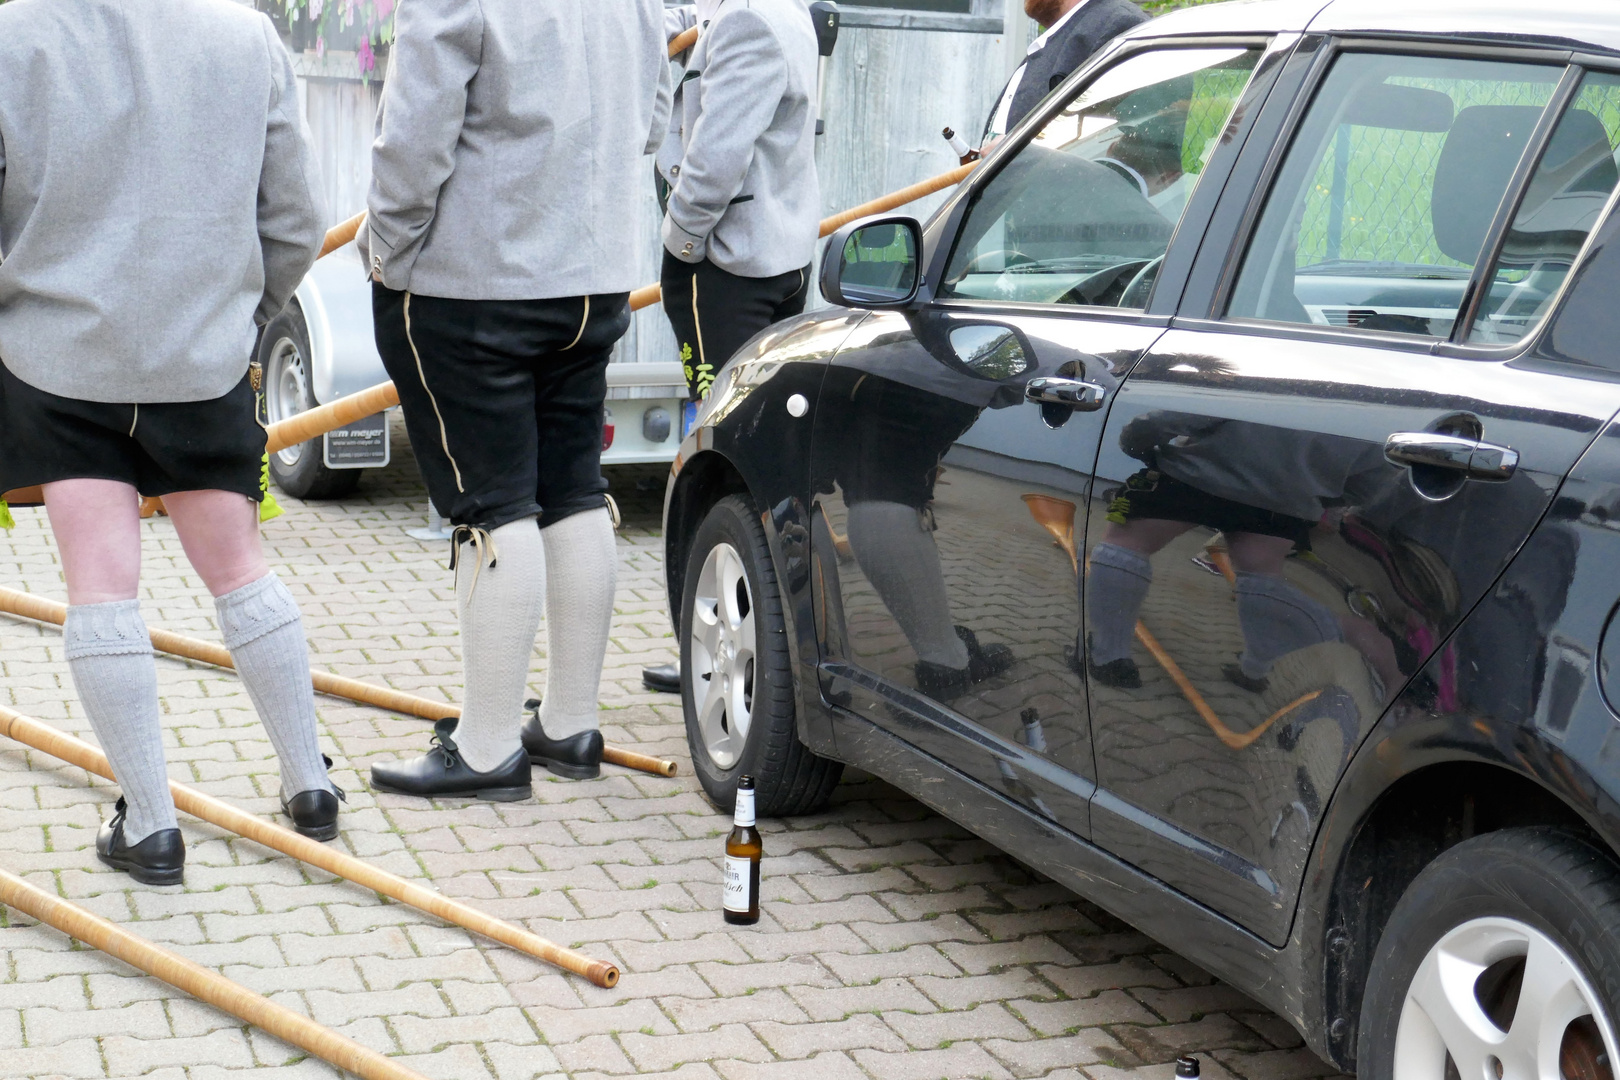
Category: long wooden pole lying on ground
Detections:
[
  {"x1": 0, "y1": 587, "x2": 676, "y2": 779},
  {"x1": 0, "y1": 864, "x2": 431, "y2": 1080},
  {"x1": 0, "y1": 703, "x2": 622, "y2": 988}
]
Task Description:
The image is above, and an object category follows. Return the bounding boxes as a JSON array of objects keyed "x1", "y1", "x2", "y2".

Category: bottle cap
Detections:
[
  {"x1": 1175, "y1": 1057, "x2": 1200, "y2": 1079},
  {"x1": 739, "y1": 775, "x2": 755, "y2": 789}
]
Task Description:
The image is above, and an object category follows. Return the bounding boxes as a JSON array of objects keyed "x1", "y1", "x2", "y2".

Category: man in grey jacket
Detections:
[
  {"x1": 363, "y1": 0, "x2": 672, "y2": 799},
  {"x1": 0, "y1": 0, "x2": 338, "y2": 884},
  {"x1": 660, "y1": 0, "x2": 822, "y2": 402},
  {"x1": 643, "y1": 0, "x2": 821, "y2": 696}
]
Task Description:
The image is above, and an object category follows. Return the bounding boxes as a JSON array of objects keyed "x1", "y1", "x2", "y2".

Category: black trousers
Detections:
[
  {"x1": 660, "y1": 251, "x2": 811, "y2": 400},
  {"x1": 372, "y1": 285, "x2": 631, "y2": 531}
]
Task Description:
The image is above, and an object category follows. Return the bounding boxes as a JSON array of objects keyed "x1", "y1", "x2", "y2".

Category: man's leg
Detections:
[
  {"x1": 526, "y1": 299, "x2": 626, "y2": 778},
  {"x1": 46, "y1": 479, "x2": 180, "y2": 869},
  {"x1": 368, "y1": 287, "x2": 546, "y2": 799},
  {"x1": 161, "y1": 490, "x2": 335, "y2": 814}
]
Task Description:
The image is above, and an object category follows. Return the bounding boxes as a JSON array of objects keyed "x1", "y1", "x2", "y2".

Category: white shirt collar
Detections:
[{"x1": 1027, "y1": 0, "x2": 1098, "y2": 56}]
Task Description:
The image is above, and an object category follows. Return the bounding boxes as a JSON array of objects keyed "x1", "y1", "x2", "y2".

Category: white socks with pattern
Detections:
[
  {"x1": 539, "y1": 508, "x2": 617, "y2": 741},
  {"x1": 64, "y1": 600, "x2": 177, "y2": 845},
  {"x1": 453, "y1": 517, "x2": 546, "y2": 772},
  {"x1": 846, "y1": 501, "x2": 970, "y2": 669},
  {"x1": 215, "y1": 573, "x2": 333, "y2": 799}
]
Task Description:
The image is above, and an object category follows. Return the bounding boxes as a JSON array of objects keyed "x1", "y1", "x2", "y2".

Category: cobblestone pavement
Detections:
[{"x1": 0, "y1": 420, "x2": 1348, "y2": 1079}]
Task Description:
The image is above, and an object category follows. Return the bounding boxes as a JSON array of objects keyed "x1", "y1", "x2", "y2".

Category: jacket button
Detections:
[
  {"x1": 671, "y1": 165, "x2": 681, "y2": 176},
  {"x1": 682, "y1": 244, "x2": 694, "y2": 255}
]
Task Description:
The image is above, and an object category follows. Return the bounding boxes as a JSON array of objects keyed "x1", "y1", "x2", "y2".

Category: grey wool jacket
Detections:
[
  {"x1": 0, "y1": 0, "x2": 326, "y2": 404},
  {"x1": 661, "y1": 0, "x2": 821, "y2": 278},
  {"x1": 364, "y1": 0, "x2": 673, "y2": 300}
]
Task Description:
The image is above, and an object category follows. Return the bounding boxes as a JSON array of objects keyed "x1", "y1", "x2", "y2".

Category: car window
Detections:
[
  {"x1": 1468, "y1": 72, "x2": 1620, "y2": 345},
  {"x1": 940, "y1": 46, "x2": 1264, "y2": 309},
  {"x1": 1227, "y1": 52, "x2": 1564, "y2": 336}
]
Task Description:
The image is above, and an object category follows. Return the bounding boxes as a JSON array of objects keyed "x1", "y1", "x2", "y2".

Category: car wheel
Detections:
[
  {"x1": 680, "y1": 494, "x2": 843, "y2": 817},
  {"x1": 1358, "y1": 828, "x2": 1620, "y2": 1080},
  {"x1": 260, "y1": 304, "x2": 362, "y2": 500}
]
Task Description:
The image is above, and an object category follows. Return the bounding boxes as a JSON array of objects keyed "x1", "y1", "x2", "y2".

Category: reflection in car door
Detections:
[
  {"x1": 1083, "y1": 45, "x2": 1620, "y2": 946},
  {"x1": 807, "y1": 39, "x2": 1279, "y2": 837}
]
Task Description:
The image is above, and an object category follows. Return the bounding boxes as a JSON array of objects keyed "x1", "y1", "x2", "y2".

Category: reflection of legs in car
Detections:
[
  {"x1": 1084, "y1": 542, "x2": 1154, "y2": 688},
  {"x1": 1228, "y1": 571, "x2": 1344, "y2": 692},
  {"x1": 845, "y1": 500, "x2": 1011, "y2": 699}
]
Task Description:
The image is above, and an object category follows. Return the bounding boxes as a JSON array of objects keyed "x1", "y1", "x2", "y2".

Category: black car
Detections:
[{"x1": 662, "y1": 0, "x2": 1620, "y2": 1068}]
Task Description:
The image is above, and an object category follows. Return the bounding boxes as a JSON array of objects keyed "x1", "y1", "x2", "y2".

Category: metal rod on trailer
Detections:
[
  {"x1": 0, "y1": 864, "x2": 433, "y2": 1080},
  {"x1": 0, "y1": 703, "x2": 622, "y2": 988}
]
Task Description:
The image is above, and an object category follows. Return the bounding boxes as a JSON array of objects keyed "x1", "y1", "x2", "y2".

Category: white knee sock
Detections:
[
  {"x1": 845, "y1": 501, "x2": 969, "y2": 669},
  {"x1": 454, "y1": 517, "x2": 546, "y2": 771},
  {"x1": 64, "y1": 600, "x2": 177, "y2": 844},
  {"x1": 215, "y1": 574, "x2": 332, "y2": 799},
  {"x1": 1086, "y1": 543, "x2": 1154, "y2": 665},
  {"x1": 539, "y1": 508, "x2": 617, "y2": 740},
  {"x1": 1235, "y1": 571, "x2": 1344, "y2": 680}
]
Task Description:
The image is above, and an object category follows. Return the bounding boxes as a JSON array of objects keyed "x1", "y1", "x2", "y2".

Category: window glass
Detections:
[
  {"x1": 941, "y1": 47, "x2": 1263, "y2": 309},
  {"x1": 1469, "y1": 73, "x2": 1620, "y2": 344},
  {"x1": 1228, "y1": 53, "x2": 1562, "y2": 336}
]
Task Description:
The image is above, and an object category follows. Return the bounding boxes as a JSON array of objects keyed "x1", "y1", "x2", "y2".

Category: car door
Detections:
[
  {"x1": 808, "y1": 37, "x2": 1287, "y2": 834},
  {"x1": 1083, "y1": 42, "x2": 1620, "y2": 945}
]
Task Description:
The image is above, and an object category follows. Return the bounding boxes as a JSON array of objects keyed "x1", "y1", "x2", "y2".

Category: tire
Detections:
[
  {"x1": 260, "y1": 304, "x2": 362, "y2": 500},
  {"x1": 1358, "y1": 828, "x2": 1620, "y2": 1080},
  {"x1": 680, "y1": 494, "x2": 843, "y2": 817}
]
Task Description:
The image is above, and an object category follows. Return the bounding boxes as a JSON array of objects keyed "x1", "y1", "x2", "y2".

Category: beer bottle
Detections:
[{"x1": 723, "y1": 776, "x2": 762, "y2": 925}]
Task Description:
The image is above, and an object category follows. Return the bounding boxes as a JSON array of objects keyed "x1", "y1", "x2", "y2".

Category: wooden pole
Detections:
[
  {"x1": 0, "y1": 587, "x2": 677, "y2": 779},
  {"x1": 321, "y1": 211, "x2": 368, "y2": 259},
  {"x1": 0, "y1": 703, "x2": 621, "y2": 988},
  {"x1": 818, "y1": 162, "x2": 979, "y2": 237},
  {"x1": 0, "y1": 866, "x2": 432, "y2": 1080}
]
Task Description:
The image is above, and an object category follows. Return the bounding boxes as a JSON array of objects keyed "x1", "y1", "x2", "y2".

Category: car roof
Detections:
[{"x1": 1128, "y1": 0, "x2": 1620, "y2": 56}]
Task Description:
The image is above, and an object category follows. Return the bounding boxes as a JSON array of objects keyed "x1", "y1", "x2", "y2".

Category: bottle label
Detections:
[
  {"x1": 723, "y1": 854, "x2": 756, "y2": 912},
  {"x1": 733, "y1": 787, "x2": 755, "y2": 828}
]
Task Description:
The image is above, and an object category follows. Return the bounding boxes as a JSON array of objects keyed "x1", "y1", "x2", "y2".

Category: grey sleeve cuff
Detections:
[{"x1": 662, "y1": 214, "x2": 708, "y2": 264}]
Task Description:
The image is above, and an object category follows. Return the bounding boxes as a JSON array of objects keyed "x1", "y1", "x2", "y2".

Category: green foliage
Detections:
[
  {"x1": 1141, "y1": 0, "x2": 1229, "y2": 14},
  {"x1": 276, "y1": 0, "x2": 395, "y2": 77}
]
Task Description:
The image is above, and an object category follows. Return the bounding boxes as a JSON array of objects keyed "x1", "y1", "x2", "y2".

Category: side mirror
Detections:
[{"x1": 821, "y1": 215, "x2": 924, "y2": 309}]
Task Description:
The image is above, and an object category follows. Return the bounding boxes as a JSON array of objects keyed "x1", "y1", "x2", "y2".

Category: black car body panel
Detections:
[{"x1": 664, "y1": 0, "x2": 1620, "y2": 1067}]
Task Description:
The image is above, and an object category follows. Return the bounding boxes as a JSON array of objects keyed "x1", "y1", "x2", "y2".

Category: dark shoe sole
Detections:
[
  {"x1": 528, "y1": 754, "x2": 602, "y2": 780},
  {"x1": 289, "y1": 820, "x2": 341, "y2": 842},
  {"x1": 97, "y1": 850, "x2": 183, "y2": 886},
  {"x1": 642, "y1": 677, "x2": 680, "y2": 694},
  {"x1": 369, "y1": 779, "x2": 532, "y2": 802}
]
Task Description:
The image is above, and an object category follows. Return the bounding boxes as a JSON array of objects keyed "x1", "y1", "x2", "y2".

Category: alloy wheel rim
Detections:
[
  {"x1": 689, "y1": 541, "x2": 756, "y2": 771},
  {"x1": 1395, "y1": 916, "x2": 1618, "y2": 1080},
  {"x1": 266, "y1": 337, "x2": 310, "y2": 467}
]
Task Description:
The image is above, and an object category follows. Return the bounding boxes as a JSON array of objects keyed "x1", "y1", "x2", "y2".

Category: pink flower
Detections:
[
  {"x1": 374, "y1": 0, "x2": 394, "y2": 18},
  {"x1": 358, "y1": 39, "x2": 376, "y2": 73}
]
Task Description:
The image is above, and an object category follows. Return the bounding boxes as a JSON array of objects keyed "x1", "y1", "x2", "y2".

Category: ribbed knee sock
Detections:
[
  {"x1": 540, "y1": 508, "x2": 617, "y2": 740},
  {"x1": 1086, "y1": 543, "x2": 1153, "y2": 665},
  {"x1": 846, "y1": 501, "x2": 969, "y2": 669},
  {"x1": 64, "y1": 600, "x2": 176, "y2": 845},
  {"x1": 455, "y1": 517, "x2": 546, "y2": 771},
  {"x1": 1235, "y1": 571, "x2": 1344, "y2": 679},
  {"x1": 216, "y1": 574, "x2": 332, "y2": 799}
]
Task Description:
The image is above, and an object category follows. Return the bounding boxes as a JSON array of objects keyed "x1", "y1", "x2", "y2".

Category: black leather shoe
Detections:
[
  {"x1": 915, "y1": 627, "x2": 1017, "y2": 702},
  {"x1": 642, "y1": 663, "x2": 681, "y2": 693},
  {"x1": 521, "y1": 700, "x2": 603, "y2": 779},
  {"x1": 1222, "y1": 662, "x2": 1270, "y2": 694},
  {"x1": 282, "y1": 754, "x2": 347, "y2": 841},
  {"x1": 370, "y1": 718, "x2": 532, "y2": 801},
  {"x1": 97, "y1": 798, "x2": 184, "y2": 886},
  {"x1": 1069, "y1": 638, "x2": 1142, "y2": 690}
]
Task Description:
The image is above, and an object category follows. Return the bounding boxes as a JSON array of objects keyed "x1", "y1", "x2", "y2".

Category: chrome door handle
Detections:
[
  {"x1": 1025, "y1": 377, "x2": 1106, "y2": 411},
  {"x1": 1384, "y1": 432, "x2": 1519, "y2": 481}
]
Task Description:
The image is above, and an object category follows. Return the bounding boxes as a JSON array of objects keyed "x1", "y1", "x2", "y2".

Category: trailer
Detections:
[{"x1": 258, "y1": 0, "x2": 1038, "y2": 496}]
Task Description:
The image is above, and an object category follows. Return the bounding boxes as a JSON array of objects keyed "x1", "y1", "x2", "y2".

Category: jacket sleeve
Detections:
[
  {"x1": 667, "y1": 6, "x2": 698, "y2": 44},
  {"x1": 662, "y1": 9, "x2": 787, "y2": 264},
  {"x1": 255, "y1": 16, "x2": 326, "y2": 325},
  {"x1": 364, "y1": 0, "x2": 484, "y2": 291},
  {"x1": 648, "y1": 2, "x2": 676, "y2": 156}
]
